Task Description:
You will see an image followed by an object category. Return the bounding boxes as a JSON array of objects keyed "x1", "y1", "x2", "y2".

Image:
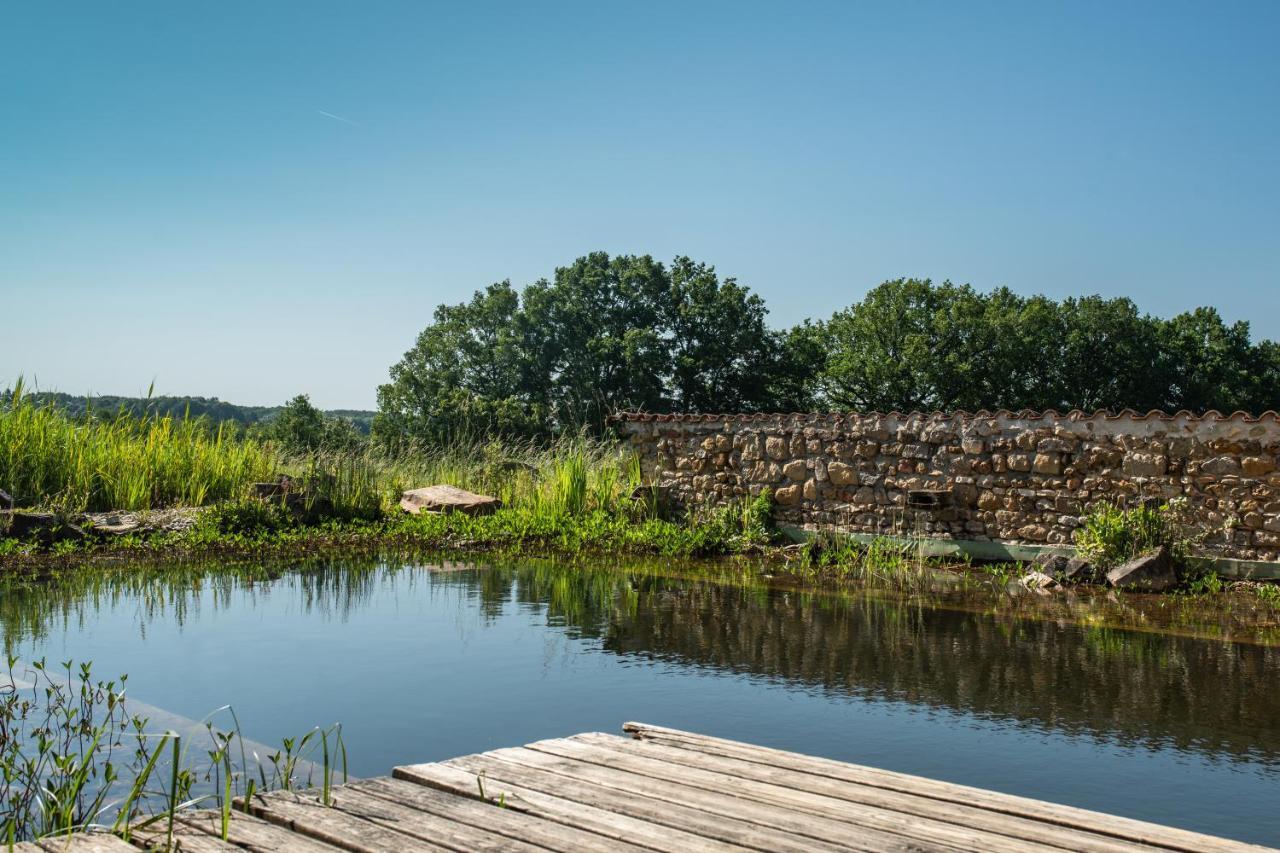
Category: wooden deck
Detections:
[{"x1": 15, "y1": 722, "x2": 1273, "y2": 852}]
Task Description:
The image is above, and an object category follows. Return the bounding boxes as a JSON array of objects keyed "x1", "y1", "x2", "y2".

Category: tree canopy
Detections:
[
  {"x1": 256, "y1": 394, "x2": 365, "y2": 454},
  {"x1": 375, "y1": 256, "x2": 1280, "y2": 444},
  {"x1": 375, "y1": 253, "x2": 805, "y2": 445}
]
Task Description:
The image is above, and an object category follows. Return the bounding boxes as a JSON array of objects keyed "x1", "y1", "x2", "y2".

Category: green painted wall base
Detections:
[{"x1": 776, "y1": 524, "x2": 1280, "y2": 580}]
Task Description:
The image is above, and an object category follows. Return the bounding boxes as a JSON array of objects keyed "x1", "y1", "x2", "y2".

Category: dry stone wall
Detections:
[{"x1": 614, "y1": 411, "x2": 1280, "y2": 562}]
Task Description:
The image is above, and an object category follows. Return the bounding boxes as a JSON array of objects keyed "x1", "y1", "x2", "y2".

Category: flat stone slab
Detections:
[
  {"x1": 82, "y1": 507, "x2": 201, "y2": 536},
  {"x1": 1107, "y1": 546, "x2": 1179, "y2": 592},
  {"x1": 400, "y1": 485, "x2": 501, "y2": 516}
]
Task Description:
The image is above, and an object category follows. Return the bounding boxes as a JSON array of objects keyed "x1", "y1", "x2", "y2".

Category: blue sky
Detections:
[{"x1": 3, "y1": 2, "x2": 1277, "y2": 409}]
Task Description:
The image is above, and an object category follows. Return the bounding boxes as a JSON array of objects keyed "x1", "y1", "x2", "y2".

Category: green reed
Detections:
[
  {"x1": 1, "y1": 656, "x2": 346, "y2": 845},
  {"x1": 0, "y1": 381, "x2": 275, "y2": 514}
]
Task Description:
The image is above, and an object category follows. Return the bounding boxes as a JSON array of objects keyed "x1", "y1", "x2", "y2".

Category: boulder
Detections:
[
  {"x1": 1018, "y1": 571, "x2": 1060, "y2": 593},
  {"x1": 1034, "y1": 553, "x2": 1097, "y2": 584},
  {"x1": 1034, "y1": 553, "x2": 1071, "y2": 576},
  {"x1": 0, "y1": 511, "x2": 88, "y2": 544},
  {"x1": 84, "y1": 512, "x2": 144, "y2": 536},
  {"x1": 252, "y1": 476, "x2": 297, "y2": 499},
  {"x1": 82, "y1": 507, "x2": 201, "y2": 537},
  {"x1": 400, "y1": 485, "x2": 501, "y2": 516},
  {"x1": 1106, "y1": 546, "x2": 1179, "y2": 592},
  {"x1": 1061, "y1": 557, "x2": 1098, "y2": 584}
]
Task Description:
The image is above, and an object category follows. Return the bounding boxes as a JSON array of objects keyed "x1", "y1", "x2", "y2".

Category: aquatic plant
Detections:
[
  {"x1": 0, "y1": 656, "x2": 345, "y2": 844},
  {"x1": 1183, "y1": 569, "x2": 1225, "y2": 596},
  {"x1": 794, "y1": 530, "x2": 934, "y2": 590}
]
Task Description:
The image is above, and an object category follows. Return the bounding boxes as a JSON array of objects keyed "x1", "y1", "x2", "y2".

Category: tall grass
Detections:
[
  {"x1": 0, "y1": 382, "x2": 275, "y2": 514},
  {"x1": 331, "y1": 436, "x2": 641, "y2": 520},
  {"x1": 0, "y1": 381, "x2": 762, "y2": 556}
]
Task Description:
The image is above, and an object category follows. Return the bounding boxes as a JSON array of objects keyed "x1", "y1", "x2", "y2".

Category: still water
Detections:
[{"x1": 3, "y1": 556, "x2": 1278, "y2": 845}]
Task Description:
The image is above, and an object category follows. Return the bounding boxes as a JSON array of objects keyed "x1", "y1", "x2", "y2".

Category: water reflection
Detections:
[{"x1": 4, "y1": 555, "x2": 1277, "y2": 768}]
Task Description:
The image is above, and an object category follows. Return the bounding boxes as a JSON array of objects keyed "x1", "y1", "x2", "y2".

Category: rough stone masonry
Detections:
[{"x1": 613, "y1": 410, "x2": 1280, "y2": 562}]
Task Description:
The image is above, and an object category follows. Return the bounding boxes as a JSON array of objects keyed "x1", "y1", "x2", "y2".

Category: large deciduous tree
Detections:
[
  {"x1": 374, "y1": 282, "x2": 548, "y2": 447},
  {"x1": 374, "y1": 253, "x2": 788, "y2": 444},
  {"x1": 376, "y1": 258, "x2": 1280, "y2": 446}
]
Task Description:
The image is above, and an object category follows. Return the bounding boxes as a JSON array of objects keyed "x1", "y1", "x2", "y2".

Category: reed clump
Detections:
[{"x1": 0, "y1": 382, "x2": 274, "y2": 514}]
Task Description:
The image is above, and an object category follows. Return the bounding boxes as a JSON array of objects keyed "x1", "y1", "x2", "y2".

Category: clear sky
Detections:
[{"x1": 4, "y1": 2, "x2": 1278, "y2": 409}]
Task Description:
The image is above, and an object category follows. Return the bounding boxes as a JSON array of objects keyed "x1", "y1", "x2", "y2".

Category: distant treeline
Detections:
[
  {"x1": 375, "y1": 252, "x2": 1280, "y2": 445},
  {"x1": 10, "y1": 391, "x2": 376, "y2": 435}
]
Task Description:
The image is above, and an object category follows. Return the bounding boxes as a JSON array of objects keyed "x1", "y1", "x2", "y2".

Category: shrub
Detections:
[
  {"x1": 1074, "y1": 498, "x2": 1202, "y2": 569},
  {"x1": 196, "y1": 499, "x2": 291, "y2": 536}
]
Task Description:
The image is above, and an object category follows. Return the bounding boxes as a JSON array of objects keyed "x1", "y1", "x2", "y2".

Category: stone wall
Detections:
[{"x1": 613, "y1": 411, "x2": 1280, "y2": 562}]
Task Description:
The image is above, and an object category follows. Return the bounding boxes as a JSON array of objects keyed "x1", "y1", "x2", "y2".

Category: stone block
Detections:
[
  {"x1": 1032, "y1": 453, "x2": 1062, "y2": 475},
  {"x1": 1017, "y1": 523, "x2": 1049, "y2": 541},
  {"x1": 1199, "y1": 456, "x2": 1242, "y2": 476},
  {"x1": 1007, "y1": 453, "x2": 1031, "y2": 472},
  {"x1": 401, "y1": 485, "x2": 501, "y2": 516},
  {"x1": 1122, "y1": 452, "x2": 1167, "y2": 477},
  {"x1": 1106, "y1": 546, "x2": 1178, "y2": 592},
  {"x1": 827, "y1": 461, "x2": 858, "y2": 486},
  {"x1": 1242, "y1": 456, "x2": 1276, "y2": 477},
  {"x1": 774, "y1": 484, "x2": 802, "y2": 505}
]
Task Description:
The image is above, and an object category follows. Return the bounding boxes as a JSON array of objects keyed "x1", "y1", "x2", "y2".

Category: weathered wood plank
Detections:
[
  {"x1": 569, "y1": 732, "x2": 1146, "y2": 853},
  {"x1": 48, "y1": 723, "x2": 1265, "y2": 853},
  {"x1": 125, "y1": 813, "x2": 243, "y2": 853},
  {"x1": 438, "y1": 750, "x2": 939, "y2": 852},
  {"x1": 241, "y1": 790, "x2": 451, "y2": 852},
  {"x1": 34, "y1": 834, "x2": 135, "y2": 853},
  {"x1": 395, "y1": 760, "x2": 774, "y2": 852},
  {"x1": 623, "y1": 722, "x2": 1269, "y2": 853},
  {"x1": 520, "y1": 737, "x2": 1061, "y2": 853},
  {"x1": 171, "y1": 804, "x2": 350, "y2": 850},
  {"x1": 320, "y1": 784, "x2": 549, "y2": 852},
  {"x1": 349, "y1": 776, "x2": 649, "y2": 853}
]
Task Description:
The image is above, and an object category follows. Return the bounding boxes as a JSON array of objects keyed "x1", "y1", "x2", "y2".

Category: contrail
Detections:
[{"x1": 316, "y1": 109, "x2": 359, "y2": 126}]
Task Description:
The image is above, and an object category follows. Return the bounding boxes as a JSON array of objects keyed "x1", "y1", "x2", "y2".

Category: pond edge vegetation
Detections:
[{"x1": 2, "y1": 386, "x2": 1278, "y2": 607}]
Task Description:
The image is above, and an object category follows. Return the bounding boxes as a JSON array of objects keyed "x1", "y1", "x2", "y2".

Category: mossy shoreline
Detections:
[
  {"x1": 4, "y1": 501, "x2": 1279, "y2": 616},
  {"x1": 0, "y1": 499, "x2": 779, "y2": 573}
]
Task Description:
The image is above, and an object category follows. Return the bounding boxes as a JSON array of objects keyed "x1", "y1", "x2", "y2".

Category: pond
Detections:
[{"x1": 3, "y1": 555, "x2": 1279, "y2": 845}]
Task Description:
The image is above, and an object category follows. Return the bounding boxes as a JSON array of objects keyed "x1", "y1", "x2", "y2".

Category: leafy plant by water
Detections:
[
  {"x1": 1074, "y1": 498, "x2": 1203, "y2": 570},
  {"x1": 0, "y1": 657, "x2": 345, "y2": 845},
  {"x1": 795, "y1": 530, "x2": 935, "y2": 591}
]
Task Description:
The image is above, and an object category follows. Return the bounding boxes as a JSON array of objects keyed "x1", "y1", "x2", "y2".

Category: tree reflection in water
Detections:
[{"x1": 2, "y1": 553, "x2": 1277, "y2": 765}]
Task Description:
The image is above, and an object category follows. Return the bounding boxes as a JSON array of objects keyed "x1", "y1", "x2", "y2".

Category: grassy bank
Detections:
[
  {"x1": 0, "y1": 383, "x2": 275, "y2": 513},
  {"x1": 1, "y1": 387, "x2": 778, "y2": 565}
]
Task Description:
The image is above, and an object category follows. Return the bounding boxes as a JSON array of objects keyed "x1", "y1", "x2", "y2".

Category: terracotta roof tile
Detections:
[{"x1": 608, "y1": 409, "x2": 1280, "y2": 423}]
